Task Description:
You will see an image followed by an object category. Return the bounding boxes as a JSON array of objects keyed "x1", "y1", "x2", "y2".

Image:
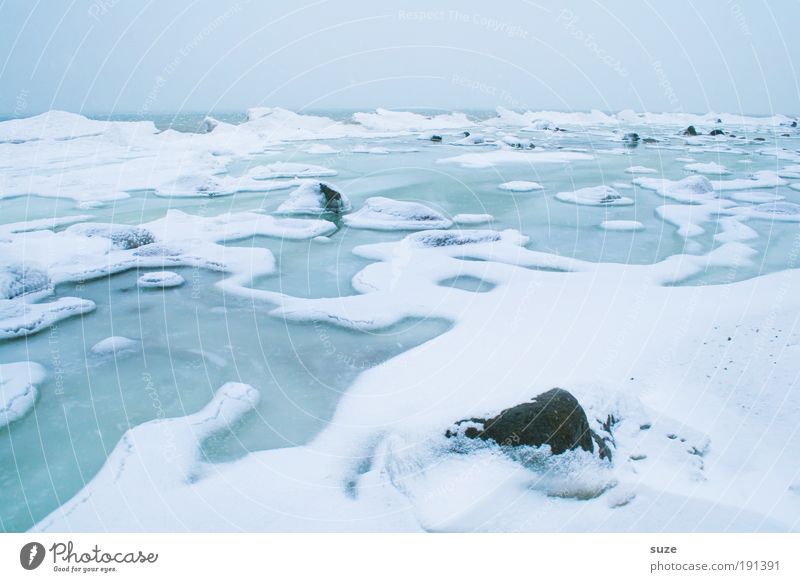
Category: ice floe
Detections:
[
  {"x1": 684, "y1": 161, "x2": 731, "y2": 175},
  {"x1": 498, "y1": 180, "x2": 544, "y2": 192},
  {"x1": 625, "y1": 166, "x2": 657, "y2": 174},
  {"x1": 556, "y1": 185, "x2": 634, "y2": 206},
  {"x1": 600, "y1": 220, "x2": 644, "y2": 231},
  {"x1": 249, "y1": 162, "x2": 337, "y2": 180},
  {"x1": 137, "y1": 271, "x2": 185, "y2": 289},
  {"x1": 634, "y1": 175, "x2": 716, "y2": 203},
  {"x1": 343, "y1": 197, "x2": 452, "y2": 231}
]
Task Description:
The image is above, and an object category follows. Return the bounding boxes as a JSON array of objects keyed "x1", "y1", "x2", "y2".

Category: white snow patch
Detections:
[{"x1": 0, "y1": 361, "x2": 46, "y2": 428}]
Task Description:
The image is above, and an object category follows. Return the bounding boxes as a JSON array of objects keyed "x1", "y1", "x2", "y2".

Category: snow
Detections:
[
  {"x1": 343, "y1": 197, "x2": 453, "y2": 231},
  {"x1": 352, "y1": 109, "x2": 473, "y2": 132},
  {"x1": 4, "y1": 106, "x2": 800, "y2": 533},
  {"x1": 684, "y1": 161, "x2": 731, "y2": 175},
  {"x1": 0, "y1": 361, "x2": 46, "y2": 428},
  {"x1": 137, "y1": 271, "x2": 185, "y2": 289},
  {"x1": 304, "y1": 144, "x2": 339, "y2": 155},
  {"x1": 438, "y1": 150, "x2": 593, "y2": 169},
  {"x1": 600, "y1": 220, "x2": 644, "y2": 231},
  {"x1": 711, "y1": 171, "x2": 787, "y2": 191},
  {"x1": 624, "y1": 166, "x2": 657, "y2": 174},
  {"x1": 556, "y1": 185, "x2": 634, "y2": 206},
  {"x1": 633, "y1": 175, "x2": 716, "y2": 203},
  {"x1": 36, "y1": 225, "x2": 800, "y2": 532},
  {"x1": 0, "y1": 297, "x2": 95, "y2": 340},
  {"x1": 453, "y1": 213, "x2": 493, "y2": 225},
  {"x1": 656, "y1": 200, "x2": 736, "y2": 237},
  {"x1": 498, "y1": 181, "x2": 544, "y2": 192},
  {"x1": 90, "y1": 336, "x2": 139, "y2": 356},
  {"x1": 248, "y1": 162, "x2": 337, "y2": 180}
]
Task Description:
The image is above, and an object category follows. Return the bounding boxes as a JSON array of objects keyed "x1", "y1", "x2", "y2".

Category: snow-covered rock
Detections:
[{"x1": 276, "y1": 182, "x2": 352, "y2": 215}]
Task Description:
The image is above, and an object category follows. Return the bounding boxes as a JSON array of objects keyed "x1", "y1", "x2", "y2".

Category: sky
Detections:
[{"x1": 1, "y1": 0, "x2": 798, "y2": 116}]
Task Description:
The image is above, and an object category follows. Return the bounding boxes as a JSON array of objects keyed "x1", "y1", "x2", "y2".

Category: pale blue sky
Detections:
[{"x1": 1, "y1": 0, "x2": 797, "y2": 116}]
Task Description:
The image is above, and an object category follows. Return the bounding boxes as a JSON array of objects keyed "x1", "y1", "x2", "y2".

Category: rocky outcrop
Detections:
[
  {"x1": 682, "y1": 125, "x2": 698, "y2": 136},
  {"x1": 448, "y1": 388, "x2": 611, "y2": 458},
  {"x1": 709, "y1": 129, "x2": 725, "y2": 136}
]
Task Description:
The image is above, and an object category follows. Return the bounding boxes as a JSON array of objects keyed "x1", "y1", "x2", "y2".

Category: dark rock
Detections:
[
  {"x1": 753, "y1": 137, "x2": 766, "y2": 141},
  {"x1": 319, "y1": 183, "x2": 345, "y2": 211},
  {"x1": 462, "y1": 131, "x2": 470, "y2": 137},
  {"x1": 622, "y1": 132, "x2": 640, "y2": 147},
  {"x1": 709, "y1": 129, "x2": 725, "y2": 136},
  {"x1": 449, "y1": 388, "x2": 596, "y2": 455},
  {"x1": 430, "y1": 135, "x2": 443, "y2": 142},
  {"x1": 791, "y1": 121, "x2": 797, "y2": 128},
  {"x1": 781, "y1": 133, "x2": 790, "y2": 137},
  {"x1": 683, "y1": 125, "x2": 698, "y2": 136},
  {"x1": 716, "y1": 118, "x2": 723, "y2": 123},
  {"x1": 642, "y1": 137, "x2": 659, "y2": 143}
]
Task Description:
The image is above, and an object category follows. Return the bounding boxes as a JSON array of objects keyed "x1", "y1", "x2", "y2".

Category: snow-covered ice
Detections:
[
  {"x1": 498, "y1": 181, "x2": 544, "y2": 192},
  {"x1": 556, "y1": 185, "x2": 634, "y2": 206},
  {"x1": 0, "y1": 361, "x2": 46, "y2": 428}
]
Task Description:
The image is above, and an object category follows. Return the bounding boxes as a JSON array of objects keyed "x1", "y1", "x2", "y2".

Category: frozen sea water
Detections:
[{"x1": 2, "y1": 109, "x2": 800, "y2": 532}]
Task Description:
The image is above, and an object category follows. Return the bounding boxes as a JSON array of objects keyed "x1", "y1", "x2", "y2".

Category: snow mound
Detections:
[
  {"x1": 137, "y1": 271, "x2": 185, "y2": 289},
  {"x1": 556, "y1": 185, "x2": 634, "y2": 206},
  {"x1": 498, "y1": 181, "x2": 544, "y2": 192},
  {"x1": 343, "y1": 197, "x2": 452, "y2": 231},
  {"x1": 90, "y1": 336, "x2": 139, "y2": 356},
  {"x1": 0, "y1": 361, "x2": 46, "y2": 428},
  {"x1": 304, "y1": 144, "x2": 339, "y2": 155}
]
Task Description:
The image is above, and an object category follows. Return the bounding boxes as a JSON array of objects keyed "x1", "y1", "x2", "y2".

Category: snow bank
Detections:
[
  {"x1": 625, "y1": 166, "x2": 657, "y2": 174},
  {"x1": 343, "y1": 197, "x2": 453, "y2": 231}
]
